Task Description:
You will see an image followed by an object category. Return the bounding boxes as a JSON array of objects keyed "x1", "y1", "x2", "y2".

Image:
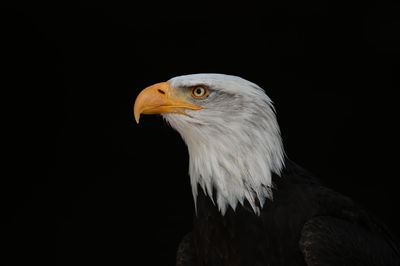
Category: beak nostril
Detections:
[{"x1": 157, "y1": 89, "x2": 166, "y2": 95}]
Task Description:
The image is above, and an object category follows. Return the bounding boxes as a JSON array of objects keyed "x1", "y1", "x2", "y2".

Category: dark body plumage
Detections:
[{"x1": 177, "y1": 159, "x2": 400, "y2": 266}]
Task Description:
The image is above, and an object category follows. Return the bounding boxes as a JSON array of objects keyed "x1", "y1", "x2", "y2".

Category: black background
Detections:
[{"x1": 2, "y1": 3, "x2": 399, "y2": 265}]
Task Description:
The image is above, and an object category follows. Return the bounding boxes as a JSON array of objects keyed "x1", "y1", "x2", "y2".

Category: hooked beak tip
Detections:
[{"x1": 134, "y1": 111, "x2": 141, "y2": 124}]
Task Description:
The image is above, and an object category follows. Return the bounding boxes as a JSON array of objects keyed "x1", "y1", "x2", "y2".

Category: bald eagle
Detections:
[{"x1": 134, "y1": 74, "x2": 400, "y2": 266}]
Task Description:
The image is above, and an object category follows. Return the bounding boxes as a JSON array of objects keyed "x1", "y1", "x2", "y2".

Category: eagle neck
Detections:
[{"x1": 183, "y1": 115, "x2": 285, "y2": 215}]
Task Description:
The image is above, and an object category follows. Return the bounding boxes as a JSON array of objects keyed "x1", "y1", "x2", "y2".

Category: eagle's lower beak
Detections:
[{"x1": 134, "y1": 82, "x2": 202, "y2": 123}]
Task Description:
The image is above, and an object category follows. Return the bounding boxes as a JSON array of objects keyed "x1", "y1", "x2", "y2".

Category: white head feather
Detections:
[{"x1": 163, "y1": 74, "x2": 285, "y2": 215}]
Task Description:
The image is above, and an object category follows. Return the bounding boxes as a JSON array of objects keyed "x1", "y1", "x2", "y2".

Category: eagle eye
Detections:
[{"x1": 191, "y1": 86, "x2": 208, "y2": 99}]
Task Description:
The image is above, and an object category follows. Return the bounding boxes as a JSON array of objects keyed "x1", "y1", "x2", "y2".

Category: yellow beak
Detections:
[{"x1": 133, "y1": 82, "x2": 202, "y2": 123}]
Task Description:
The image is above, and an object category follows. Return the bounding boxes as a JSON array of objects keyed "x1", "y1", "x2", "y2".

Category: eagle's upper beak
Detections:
[{"x1": 133, "y1": 82, "x2": 202, "y2": 123}]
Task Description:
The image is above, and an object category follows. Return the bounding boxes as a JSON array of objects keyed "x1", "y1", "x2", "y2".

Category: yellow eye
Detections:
[{"x1": 191, "y1": 86, "x2": 208, "y2": 98}]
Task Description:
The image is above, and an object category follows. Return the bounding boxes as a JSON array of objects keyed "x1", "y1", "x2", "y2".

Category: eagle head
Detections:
[{"x1": 134, "y1": 74, "x2": 285, "y2": 214}]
